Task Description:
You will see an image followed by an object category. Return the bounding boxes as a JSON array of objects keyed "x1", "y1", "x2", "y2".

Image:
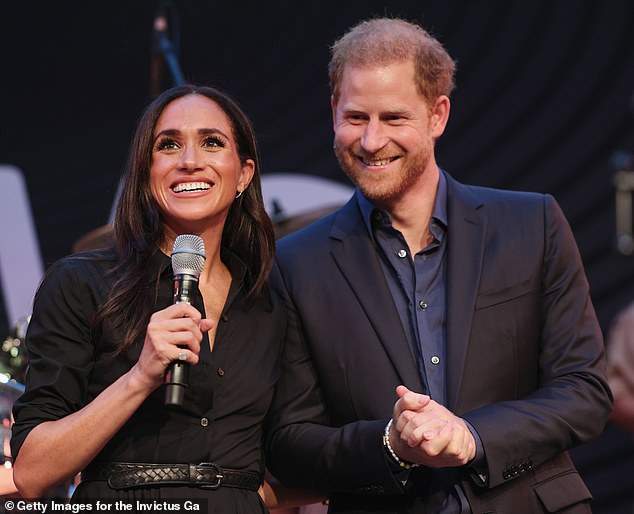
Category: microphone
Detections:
[{"x1": 164, "y1": 234, "x2": 206, "y2": 406}]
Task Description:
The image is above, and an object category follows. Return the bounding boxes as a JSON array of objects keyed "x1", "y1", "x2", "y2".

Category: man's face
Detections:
[{"x1": 332, "y1": 59, "x2": 448, "y2": 208}]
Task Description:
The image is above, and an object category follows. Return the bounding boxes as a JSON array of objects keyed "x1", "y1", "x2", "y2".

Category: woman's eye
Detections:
[
  {"x1": 156, "y1": 138, "x2": 179, "y2": 151},
  {"x1": 202, "y1": 136, "x2": 226, "y2": 149}
]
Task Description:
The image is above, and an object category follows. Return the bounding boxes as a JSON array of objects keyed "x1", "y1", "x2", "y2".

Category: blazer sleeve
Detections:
[
  {"x1": 265, "y1": 261, "x2": 406, "y2": 495},
  {"x1": 462, "y1": 194, "x2": 613, "y2": 489}
]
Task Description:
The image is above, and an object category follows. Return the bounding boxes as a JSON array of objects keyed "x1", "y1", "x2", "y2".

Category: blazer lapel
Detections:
[
  {"x1": 329, "y1": 197, "x2": 425, "y2": 392},
  {"x1": 445, "y1": 176, "x2": 486, "y2": 409}
]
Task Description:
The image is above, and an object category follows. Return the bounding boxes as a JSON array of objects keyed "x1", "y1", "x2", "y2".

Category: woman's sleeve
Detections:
[{"x1": 10, "y1": 257, "x2": 98, "y2": 459}]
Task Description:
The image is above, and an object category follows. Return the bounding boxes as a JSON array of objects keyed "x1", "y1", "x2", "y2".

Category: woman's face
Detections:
[{"x1": 150, "y1": 94, "x2": 254, "y2": 236}]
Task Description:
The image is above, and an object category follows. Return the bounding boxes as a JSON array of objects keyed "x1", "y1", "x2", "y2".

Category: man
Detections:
[{"x1": 266, "y1": 18, "x2": 612, "y2": 513}]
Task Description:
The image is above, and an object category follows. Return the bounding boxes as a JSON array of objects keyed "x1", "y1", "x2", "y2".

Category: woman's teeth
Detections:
[{"x1": 172, "y1": 182, "x2": 211, "y2": 193}]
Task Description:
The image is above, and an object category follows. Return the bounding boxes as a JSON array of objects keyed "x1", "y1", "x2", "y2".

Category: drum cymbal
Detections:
[
  {"x1": 273, "y1": 204, "x2": 341, "y2": 239},
  {"x1": 72, "y1": 224, "x2": 114, "y2": 253}
]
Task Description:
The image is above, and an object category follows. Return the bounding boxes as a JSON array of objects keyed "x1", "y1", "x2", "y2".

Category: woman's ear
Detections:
[{"x1": 238, "y1": 159, "x2": 255, "y2": 193}]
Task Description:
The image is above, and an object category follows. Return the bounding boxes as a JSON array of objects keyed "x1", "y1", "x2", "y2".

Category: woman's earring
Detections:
[{"x1": 235, "y1": 190, "x2": 243, "y2": 199}]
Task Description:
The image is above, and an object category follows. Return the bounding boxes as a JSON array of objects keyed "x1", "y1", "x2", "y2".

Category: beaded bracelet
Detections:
[{"x1": 382, "y1": 419, "x2": 420, "y2": 470}]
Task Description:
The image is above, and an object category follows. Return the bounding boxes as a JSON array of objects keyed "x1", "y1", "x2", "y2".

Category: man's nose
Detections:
[{"x1": 360, "y1": 119, "x2": 388, "y2": 154}]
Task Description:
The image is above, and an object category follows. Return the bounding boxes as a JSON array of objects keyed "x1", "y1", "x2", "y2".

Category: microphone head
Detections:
[{"x1": 171, "y1": 234, "x2": 206, "y2": 278}]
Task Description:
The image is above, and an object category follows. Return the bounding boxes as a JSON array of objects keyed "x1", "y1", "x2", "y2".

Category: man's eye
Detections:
[{"x1": 346, "y1": 114, "x2": 366, "y2": 124}]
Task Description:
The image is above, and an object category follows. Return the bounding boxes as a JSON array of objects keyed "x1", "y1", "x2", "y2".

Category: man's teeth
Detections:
[
  {"x1": 362, "y1": 157, "x2": 394, "y2": 166},
  {"x1": 172, "y1": 182, "x2": 211, "y2": 193}
]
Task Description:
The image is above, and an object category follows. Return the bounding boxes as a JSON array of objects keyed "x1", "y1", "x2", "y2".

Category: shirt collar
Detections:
[{"x1": 356, "y1": 169, "x2": 448, "y2": 238}]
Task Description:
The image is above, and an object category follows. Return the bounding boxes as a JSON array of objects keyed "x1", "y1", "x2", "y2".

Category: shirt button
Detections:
[
  {"x1": 431, "y1": 355, "x2": 440, "y2": 365},
  {"x1": 217, "y1": 368, "x2": 225, "y2": 377},
  {"x1": 200, "y1": 417, "x2": 209, "y2": 427},
  {"x1": 221, "y1": 313, "x2": 229, "y2": 322},
  {"x1": 397, "y1": 249, "x2": 407, "y2": 258},
  {"x1": 418, "y1": 300, "x2": 428, "y2": 310}
]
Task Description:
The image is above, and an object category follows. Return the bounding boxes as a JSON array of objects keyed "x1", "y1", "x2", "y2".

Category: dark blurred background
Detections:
[{"x1": 1, "y1": 0, "x2": 634, "y2": 511}]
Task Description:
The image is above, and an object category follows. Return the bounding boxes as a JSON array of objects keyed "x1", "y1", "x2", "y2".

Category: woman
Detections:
[{"x1": 11, "y1": 85, "x2": 284, "y2": 512}]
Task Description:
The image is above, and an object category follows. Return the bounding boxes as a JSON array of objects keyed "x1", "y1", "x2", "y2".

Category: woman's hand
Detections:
[{"x1": 132, "y1": 303, "x2": 214, "y2": 391}]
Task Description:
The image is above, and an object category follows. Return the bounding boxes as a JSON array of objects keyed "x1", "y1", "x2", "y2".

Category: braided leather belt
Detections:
[{"x1": 81, "y1": 462, "x2": 262, "y2": 491}]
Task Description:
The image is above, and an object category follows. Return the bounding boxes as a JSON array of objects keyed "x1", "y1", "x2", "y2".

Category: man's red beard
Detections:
[{"x1": 334, "y1": 139, "x2": 432, "y2": 205}]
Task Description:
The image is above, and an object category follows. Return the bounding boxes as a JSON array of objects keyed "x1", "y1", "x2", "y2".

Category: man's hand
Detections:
[{"x1": 390, "y1": 385, "x2": 476, "y2": 468}]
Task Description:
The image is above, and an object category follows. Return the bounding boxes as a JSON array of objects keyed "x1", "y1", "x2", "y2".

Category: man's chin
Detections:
[{"x1": 355, "y1": 182, "x2": 400, "y2": 204}]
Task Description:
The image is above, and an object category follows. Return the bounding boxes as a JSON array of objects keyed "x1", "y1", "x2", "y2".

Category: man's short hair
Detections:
[{"x1": 329, "y1": 17, "x2": 457, "y2": 105}]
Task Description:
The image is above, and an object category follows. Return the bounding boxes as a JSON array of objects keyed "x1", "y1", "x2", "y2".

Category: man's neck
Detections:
[{"x1": 382, "y1": 168, "x2": 439, "y2": 256}]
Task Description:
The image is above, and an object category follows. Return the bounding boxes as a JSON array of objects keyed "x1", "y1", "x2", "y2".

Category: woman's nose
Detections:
[{"x1": 179, "y1": 145, "x2": 203, "y2": 170}]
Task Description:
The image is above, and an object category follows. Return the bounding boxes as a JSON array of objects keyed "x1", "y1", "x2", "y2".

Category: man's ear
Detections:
[
  {"x1": 431, "y1": 95, "x2": 451, "y2": 139},
  {"x1": 331, "y1": 95, "x2": 338, "y2": 131}
]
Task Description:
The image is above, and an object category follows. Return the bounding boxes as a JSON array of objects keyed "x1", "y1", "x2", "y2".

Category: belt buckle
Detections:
[{"x1": 195, "y1": 462, "x2": 223, "y2": 490}]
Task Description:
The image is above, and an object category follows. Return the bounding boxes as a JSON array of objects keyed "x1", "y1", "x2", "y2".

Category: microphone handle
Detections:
[
  {"x1": 165, "y1": 273, "x2": 198, "y2": 407},
  {"x1": 164, "y1": 360, "x2": 189, "y2": 406}
]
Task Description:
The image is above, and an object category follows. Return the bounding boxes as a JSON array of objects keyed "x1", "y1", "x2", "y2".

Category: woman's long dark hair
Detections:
[{"x1": 94, "y1": 85, "x2": 275, "y2": 354}]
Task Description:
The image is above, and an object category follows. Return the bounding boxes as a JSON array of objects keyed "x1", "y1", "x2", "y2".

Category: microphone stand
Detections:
[
  {"x1": 150, "y1": 0, "x2": 185, "y2": 97},
  {"x1": 614, "y1": 91, "x2": 634, "y2": 256},
  {"x1": 615, "y1": 167, "x2": 634, "y2": 256}
]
